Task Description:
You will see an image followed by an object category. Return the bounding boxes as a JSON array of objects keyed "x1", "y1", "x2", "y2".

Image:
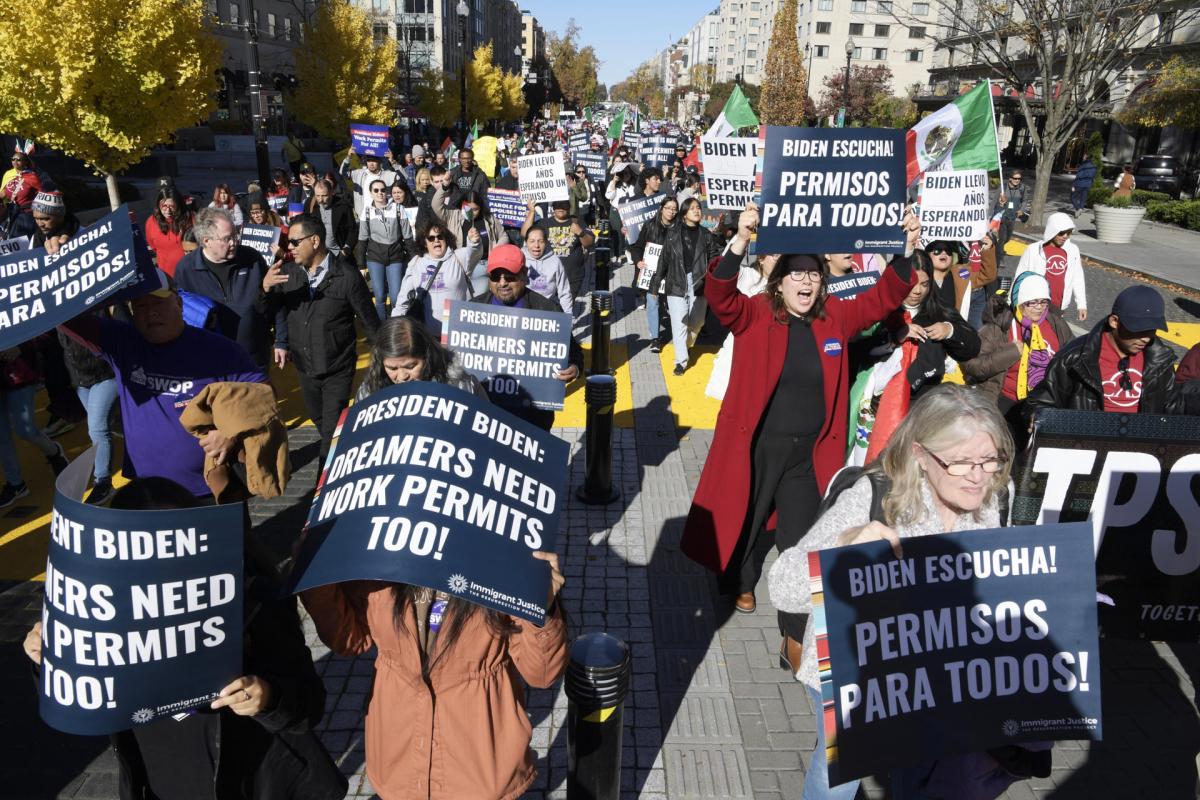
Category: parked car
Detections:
[{"x1": 1133, "y1": 155, "x2": 1183, "y2": 198}]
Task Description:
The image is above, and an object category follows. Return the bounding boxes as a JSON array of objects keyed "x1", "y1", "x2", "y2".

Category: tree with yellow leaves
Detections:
[
  {"x1": 0, "y1": 0, "x2": 220, "y2": 209},
  {"x1": 760, "y1": 0, "x2": 809, "y2": 126},
  {"x1": 293, "y1": 0, "x2": 398, "y2": 140},
  {"x1": 418, "y1": 43, "x2": 527, "y2": 127}
]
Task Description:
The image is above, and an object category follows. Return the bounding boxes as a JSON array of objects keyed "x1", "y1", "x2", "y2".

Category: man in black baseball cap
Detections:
[{"x1": 1028, "y1": 284, "x2": 1180, "y2": 415}]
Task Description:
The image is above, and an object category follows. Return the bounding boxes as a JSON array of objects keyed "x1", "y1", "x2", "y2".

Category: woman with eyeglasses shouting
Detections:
[
  {"x1": 358, "y1": 178, "x2": 416, "y2": 320},
  {"x1": 680, "y1": 202, "x2": 920, "y2": 669},
  {"x1": 768, "y1": 384, "x2": 1049, "y2": 800},
  {"x1": 393, "y1": 219, "x2": 480, "y2": 336},
  {"x1": 962, "y1": 273, "x2": 1074, "y2": 451}
]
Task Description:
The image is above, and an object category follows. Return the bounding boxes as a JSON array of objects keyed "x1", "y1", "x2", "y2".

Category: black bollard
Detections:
[
  {"x1": 588, "y1": 290, "x2": 614, "y2": 376},
  {"x1": 564, "y1": 633, "x2": 631, "y2": 800},
  {"x1": 593, "y1": 241, "x2": 611, "y2": 292},
  {"x1": 576, "y1": 374, "x2": 620, "y2": 504}
]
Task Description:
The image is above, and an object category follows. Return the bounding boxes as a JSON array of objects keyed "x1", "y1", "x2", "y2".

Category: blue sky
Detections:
[{"x1": 519, "y1": 1, "x2": 708, "y2": 88}]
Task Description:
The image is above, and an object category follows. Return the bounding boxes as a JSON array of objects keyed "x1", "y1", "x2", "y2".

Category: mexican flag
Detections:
[
  {"x1": 906, "y1": 81, "x2": 999, "y2": 184},
  {"x1": 706, "y1": 84, "x2": 759, "y2": 138},
  {"x1": 607, "y1": 108, "x2": 626, "y2": 154}
]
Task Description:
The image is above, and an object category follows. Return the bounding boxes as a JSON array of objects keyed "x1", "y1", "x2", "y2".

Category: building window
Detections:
[
  {"x1": 405, "y1": 0, "x2": 431, "y2": 11},
  {"x1": 851, "y1": 0, "x2": 867, "y2": 9},
  {"x1": 373, "y1": 24, "x2": 388, "y2": 45},
  {"x1": 816, "y1": 21, "x2": 831, "y2": 33},
  {"x1": 727, "y1": 57, "x2": 734, "y2": 64},
  {"x1": 912, "y1": 1, "x2": 929, "y2": 13},
  {"x1": 1157, "y1": 12, "x2": 1176, "y2": 43},
  {"x1": 747, "y1": 49, "x2": 757, "y2": 58},
  {"x1": 874, "y1": 24, "x2": 890, "y2": 36},
  {"x1": 872, "y1": 47, "x2": 887, "y2": 59},
  {"x1": 852, "y1": 46, "x2": 862, "y2": 58},
  {"x1": 372, "y1": 0, "x2": 387, "y2": 11},
  {"x1": 849, "y1": 22, "x2": 864, "y2": 35},
  {"x1": 876, "y1": 0, "x2": 892, "y2": 11},
  {"x1": 267, "y1": 12, "x2": 276, "y2": 36},
  {"x1": 814, "y1": 45, "x2": 829, "y2": 56},
  {"x1": 228, "y1": 2, "x2": 239, "y2": 25},
  {"x1": 284, "y1": 17, "x2": 293, "y2": 40},
  {"x1": 818, "y1": 0, "x2": 833, "y2": 10},
  {"x1": 906, "y1": 49, "x2": 923, "y2": 61},
  {"x1": 909, "y1": 26, "x2": 925, "y2": 38}
]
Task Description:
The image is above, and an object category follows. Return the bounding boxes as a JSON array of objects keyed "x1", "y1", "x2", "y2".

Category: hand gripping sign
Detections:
[
  {"x1": 289, "y1": 381, "x2": 569, "y2": 625},
  {"x1": 39, "y1": 449, "x2": 244, "y2": 736}
]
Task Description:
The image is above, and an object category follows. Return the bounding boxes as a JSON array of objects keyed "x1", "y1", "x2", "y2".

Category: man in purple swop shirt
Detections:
[{"x1": 60, "y1": 272, "x2": 268, "y2": 499}]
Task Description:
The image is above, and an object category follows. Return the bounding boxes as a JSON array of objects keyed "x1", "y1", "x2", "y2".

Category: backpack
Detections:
[{"x1": 817, "y1": 466, "x2": 1010, "y2": 527}]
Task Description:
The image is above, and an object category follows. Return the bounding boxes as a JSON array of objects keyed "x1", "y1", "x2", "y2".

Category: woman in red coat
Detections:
[{"x1": 679, "y1": 204, "x2": 920, "y2": 672}]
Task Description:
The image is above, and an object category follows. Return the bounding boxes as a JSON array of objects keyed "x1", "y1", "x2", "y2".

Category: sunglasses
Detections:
[
  {"x1": 371, "y1": 188, "x2": 387, "y2": 194},
  {"x1": 1118, "y1": 356, "x2": 1133, "y2": 392},
  {"x1": 489, "y1": 271, "x2": 522, "y2": 283},
  {"x1": 927, "y1": 247, "x2": 951, "y2": 255},
  {"x1": 286, "y1": 236, "x2": 310, "y2": 247},
  {"x1": 426, "y1": 234, "x2": 446, "y2": 242}
]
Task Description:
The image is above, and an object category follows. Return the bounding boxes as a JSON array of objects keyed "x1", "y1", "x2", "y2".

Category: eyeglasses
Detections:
[
  {"x1": 922, "y1": 446, "x2": 1006, "y2": 477},
  {"x1": 489, "y1": 271, "x2": 523, "y2": 283},
  {"x1": 286, "y1": 236, "x2": 310, "y2": 248},
  {"x1": 210, "y1": 234, "x2": 237, "y2": 244},
  {"x1": 425, "y1": 234, "x2": 446, "y2": 242},
  {"x1": 787, "y1": 270, "x2": 822, "y2": 283},
  {"x1": 1118, "y1": 356, "x2": 1133, "y2": 392},
  {"x1": 1021, "y1": 299, "x2": 1049, "y2": 307}
]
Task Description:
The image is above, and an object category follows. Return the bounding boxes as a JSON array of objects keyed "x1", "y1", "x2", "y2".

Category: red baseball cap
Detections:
[{"x1": 488, "y1": 244, "x2": 526, "y2": 275}]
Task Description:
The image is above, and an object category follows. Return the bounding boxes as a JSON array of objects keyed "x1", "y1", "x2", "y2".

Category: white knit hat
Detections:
[{"x1": 1013, "y1": 273, "x2": 1051, "y2": 307}]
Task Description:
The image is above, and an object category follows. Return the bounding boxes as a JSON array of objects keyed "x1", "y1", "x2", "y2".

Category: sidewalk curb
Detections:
[{"x1": 1013, "y1": 232, "x2": 1200, "y2": 297}]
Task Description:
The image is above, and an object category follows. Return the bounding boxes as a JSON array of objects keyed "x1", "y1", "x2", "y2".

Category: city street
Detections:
[{"x1": 3, "y1": 253, "x2": 1199, "y2": 799}]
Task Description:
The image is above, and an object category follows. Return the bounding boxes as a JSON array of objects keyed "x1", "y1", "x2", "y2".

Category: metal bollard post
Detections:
[
  {"x1": 565, "y1": 633, "x2": 631, "y2": 800},
  {"x1": 589, "y1": 290, "x2": 614, "y2": 376},
  {"x1": 593, "y1": 241, "x2": 611, "y2": 292},
  {"x1": 576, "y1": 374, "x2": 620, "y2": 505}
]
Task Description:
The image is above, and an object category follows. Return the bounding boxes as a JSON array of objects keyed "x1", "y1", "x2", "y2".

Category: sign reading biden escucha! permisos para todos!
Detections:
[
  {"x1": 0, "y1": 205, "x2": 138, "y2": 351},
  {"x1": 443, "y1": 299, "x2": 572, "y2": 412},
  {"x1": 756, "y1": 127, "x2": 907, "y2": 255},
  {"x1": 39, "y1": 450, "x2": 244, "y2": 736},
  {"x1": 288, "y1": 382, "x2": 568, "y2": 625},
  {"x1": 1015, "y1": 409, "x2": 1200, "y2": 641},
  {"x1": 812, "y1": 522, "x2": 1101, "y2": 786}
]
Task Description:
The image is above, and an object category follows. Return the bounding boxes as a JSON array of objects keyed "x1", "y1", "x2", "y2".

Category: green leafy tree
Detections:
[
  {"x1": 0, "y1": 0, "x2": 220, "y2": 209},
  {"x1": 760, "y1": 0, "x2": 809, "y2": 125},
  {"x1": 704, "y1": 82, "x2": 761, "y2": 121},
  {"x1": 547, "y1": 20, "x2": 602, "y2": 110},
  {"x1": 1117, "y1": 56, "x2": 1200, "y2": 130},
  {"x1": 816, "y1": 65, "x2": 893, "y2": 124}
]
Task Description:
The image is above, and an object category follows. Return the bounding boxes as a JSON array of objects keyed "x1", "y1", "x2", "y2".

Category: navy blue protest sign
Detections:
[
  {"x1": 623, "y1": 131, "x2": 642, "y2": 158},
  {"x1": 640, "y1": 136, "x2": 676, "y2": 169},
  {"x1": 40, "y1": 451, "x2": 244, "y2": 736},
  {"x1": 812, "y1": 522, "x2": 1101, "y2": 785},
  {"x1": 0, "y1": 205, "x2": 138, "y2": 351},
  {"x1": 616, "y1": 192, "x2": 667, "y2": 245},
  {"x1": 568, "y1": 132, "x2": 589, "y2": 152},
  {"x1": 1014, "y1": 410, "x2": 1200, "y2": 641},
  {"x1": 350, "y1": 123, "x2": 390, "y2": 157},
  {"x1": 239, "y1": 223, "x2": 279, "y2": 266},
  {"x1": 487, "y1": 188, "x2": 527, "y2": 229},
  {"x1": 757, "y1": 127, "x2": 907, "y2": 255},
  {"x1": 573, "y1": 151, "x2": 607, "y2": 184},
  {"x1": 443, "y1": 299, "x2": 571, "y2": 412},
  {"x1": 826, "y1": 272, "x2": 880, "y2": 299},
  {"x1": 289, "y1": 382, "x2": 568, "y2": 625}
]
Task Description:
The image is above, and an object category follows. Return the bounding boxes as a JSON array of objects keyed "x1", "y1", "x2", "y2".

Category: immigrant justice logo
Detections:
[{"x1": 447, "y1": 574, "x2": 468, "y2": 593}]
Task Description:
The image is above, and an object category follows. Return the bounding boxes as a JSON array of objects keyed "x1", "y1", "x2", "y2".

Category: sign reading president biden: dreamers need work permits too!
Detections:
[
  {"x1": 811, "y1": 522, "x2": 1101, "y2": 786},
  {"x1": 757, "y1": 127, "x2": 907, "y2": 255},
  {"x1": 289, "y1": 382, "x2": 568, "y2": 625}
]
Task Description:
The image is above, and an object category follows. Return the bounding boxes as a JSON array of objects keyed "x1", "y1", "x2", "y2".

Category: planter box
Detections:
[{"x1": 1093, "y1": 204, "x2": 1147, "y2": 244}]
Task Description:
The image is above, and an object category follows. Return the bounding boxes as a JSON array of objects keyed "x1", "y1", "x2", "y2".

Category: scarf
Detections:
[
  {"x1": 866, "y1": 312, "x2": 919, "y2": 463},
  {"x1": 1013, "y1": 309, "x2": 1052, "y2": 399}
]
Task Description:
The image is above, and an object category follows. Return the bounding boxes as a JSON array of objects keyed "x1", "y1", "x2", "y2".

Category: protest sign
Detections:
[
  {"x1": 0, "y1": 205, "x2": 138, "y2": 352},
  {"x1": 573, "y1": 151, "x2": 607, "y2": 184},
  {"x1": 826, "y1": 272, "x2": 880, "y2": 299},
  {"x1": 350, "y1": 122, "x2": 390, "y2": 157},
  {"x1": 40, "y1": 449, "x2": 244, "y2": 736},
  {"x1": 568, "y1": 132, "x2": 589, "y2": 152},
  {"x1": 1014, "y1": 409, "x2": 1200, "y2": 641},
  {"x1": 624, "y1": 131, "x2": 642, "y2": 158},
  {"x1": 239, "y1": 224, "x2": 279, "y2": 266},
  {"x1": 918, "y1": 169, "x2": 990, "y2": 242},
  {"x1": 616, "y1": 192, "x2": 667, "y2": 244},
  {"x1": 443, "y1": 299, "x2": 572, "y2": 411},
  {"x1": 757, "y1": 127, "x2": 907, "y2": 255},
  {"x1": 700, "y1": 136, "x2": 758, "y2": 211},
  {"x1": 0, "y1": 235, "x2": 29, "y2": 256},
  {"x1": 289, "y1": 381, "x2": 569, "y2": 625},
  {"x1": 488, "y1": 188, "x2": 527, "y2": 229},
  {"x1": 287, "y1": 202, "x2": 305, "y2": 221},
  {"x1": 518, "y1": 151, "x2": 569, "y2": 204},
  {"x1": 635, "y1": 243, "x2": 663, "y2": 292},
  {"x1": 640, "y1": 136, "x2": 676, "y2": 169},
  {"x1": 813, "y1": 522, "x2": 1101, "y2": 785}
]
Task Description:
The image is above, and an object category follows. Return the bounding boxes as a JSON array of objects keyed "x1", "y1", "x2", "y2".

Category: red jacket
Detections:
[{"x1": 680, "y1": 255, "x2": 916, "y2": 573}]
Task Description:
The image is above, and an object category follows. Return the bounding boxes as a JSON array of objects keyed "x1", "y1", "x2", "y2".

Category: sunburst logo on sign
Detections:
[
  {"x1": 448, "y1": 574, "x2": 468, "y2": 593},
  {"x1": 131, "y1": 708, "x2": 155, "y2": 725},
  {"x1": 1002, "y1": 719, "x2": 1020, "y2": 737}
]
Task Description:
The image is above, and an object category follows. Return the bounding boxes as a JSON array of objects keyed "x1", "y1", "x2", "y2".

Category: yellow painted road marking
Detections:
[{"x1": 658, "y1": 344, "x2": 722, "y2": 430}]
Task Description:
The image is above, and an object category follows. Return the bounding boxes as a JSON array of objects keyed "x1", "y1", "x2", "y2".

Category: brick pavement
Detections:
[{"x1": 4, "y1": 260, "x2": 1200, "y2": 798}]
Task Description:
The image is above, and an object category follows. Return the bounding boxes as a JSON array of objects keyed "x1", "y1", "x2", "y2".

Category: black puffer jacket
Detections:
[{"x1": 1026, "y1": 320, "x2": 1179, "y2": 416}]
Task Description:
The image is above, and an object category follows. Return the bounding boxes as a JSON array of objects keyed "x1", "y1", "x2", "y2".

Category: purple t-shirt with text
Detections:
[{"x1": 99, "y1": 319, "x2": 268, "y2": 497}]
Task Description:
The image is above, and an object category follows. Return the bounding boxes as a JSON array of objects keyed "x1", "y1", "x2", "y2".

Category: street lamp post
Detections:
[
  {"x1": 841, "y1": 38, "x2": 855, "y2": 127},
  {"x1": 243, "y1": 0, "x2": 271, "y2": 189},
  {"x1": 457, "y1": 0, "x2": 469, "y2": 142}
]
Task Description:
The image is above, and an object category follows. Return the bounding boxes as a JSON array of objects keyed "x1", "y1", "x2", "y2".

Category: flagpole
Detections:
[{"x1": 988, "y1": 79, "x2": 1004, "y2": 186}]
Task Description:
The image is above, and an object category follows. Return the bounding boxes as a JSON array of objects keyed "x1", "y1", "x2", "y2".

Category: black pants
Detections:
[
  {"x1": 297, "y1": 366, "x2": 356, "y2": 460},
  {"x1": 721, "y1": 433, "x2": 819, "y2": 640}
]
